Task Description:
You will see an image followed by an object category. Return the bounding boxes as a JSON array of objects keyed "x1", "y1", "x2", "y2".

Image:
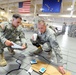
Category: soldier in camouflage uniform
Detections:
[
  {"x1": 30, "y1": 20, "x2": 65, "y2": 74},
  {"x1": 0, "y1": 14, "x2": 27, "y2": 66}
]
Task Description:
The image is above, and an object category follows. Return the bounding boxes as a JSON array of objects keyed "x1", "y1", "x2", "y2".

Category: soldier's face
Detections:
[
  {"x1": 37, "y1": 23, "x2": 46, "y2": 33},
  {"x1": 12, "y1": 18, "x2": 21, "y2": 27}
]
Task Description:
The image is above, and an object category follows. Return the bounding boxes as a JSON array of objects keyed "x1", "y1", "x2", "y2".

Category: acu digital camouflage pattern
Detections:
[{"x1": 0, "y1": 22, "x2": 26, "y2": 53}]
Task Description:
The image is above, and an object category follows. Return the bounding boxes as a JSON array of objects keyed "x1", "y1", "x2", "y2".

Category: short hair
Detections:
[
  {"x1": 38, "y1": 20, "x2": 46, "y2": 25},
  {"x1": 13, "y1": 14, "x2": 22, "y2": 20}
]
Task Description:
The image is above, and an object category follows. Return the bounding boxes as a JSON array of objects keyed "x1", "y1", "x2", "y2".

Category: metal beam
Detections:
[
  {"x1": 0, "y1": 0, "x2": 29, "y2": 4},
  {"x1": 70, "y1": 0, "x2": 76, "y2": 17}
]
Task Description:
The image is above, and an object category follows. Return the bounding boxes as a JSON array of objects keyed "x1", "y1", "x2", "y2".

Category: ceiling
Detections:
[{"x1": 0, "y1": 0, "x2": 76, "y2": 24}]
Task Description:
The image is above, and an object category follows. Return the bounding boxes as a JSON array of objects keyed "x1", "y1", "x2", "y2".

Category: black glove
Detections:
[{"x1": 30, "y1": 39, "x2": 40, "y2": 47}]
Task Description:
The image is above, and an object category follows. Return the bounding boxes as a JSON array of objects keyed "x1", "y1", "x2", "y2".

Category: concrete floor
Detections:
[{"x1": 0, "y1": 28, "x2": 76, "y2": 75}]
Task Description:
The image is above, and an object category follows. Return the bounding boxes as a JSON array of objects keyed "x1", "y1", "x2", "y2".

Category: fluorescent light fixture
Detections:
[
  {"x1": 39, "y1": 14, "x2": 52, "y2": 16},
  {"x1": 59, "y1": 15, "x2": 71, "y2": 17},
  {"x1": 9, "y1": 10, "x2": 12, "y2": 12},
  {"x1": 40, "y1": 8, "x2": 44, "y2": 11},
  {"x1": 1, "y1": 11, "x2": 5, "y2": 15},
  {"x1": 59, "y1": 15, "x2": 76, "y2": 18},
  {"x1": 72, "y1": 15, "x2": 76, "y2": 17},
  {"x1": 21, "y1": 14, "x2": 33, "y2": 16},
  {"x1": 67, "y1": 8, "x2": 72, "y2": 11}
]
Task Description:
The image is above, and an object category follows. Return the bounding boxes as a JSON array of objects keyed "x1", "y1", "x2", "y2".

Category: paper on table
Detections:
[{"x1": 11, "y1": 42, "x2": 23, "y2": 49}]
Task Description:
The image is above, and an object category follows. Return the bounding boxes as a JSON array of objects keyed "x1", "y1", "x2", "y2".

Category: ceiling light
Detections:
[
  {"x1": 39, "y1": 14, "x2": 51, "y2": 16},
  {"x1": 67, "y1": 8, "x2": 72, "y2": 11},
  {"x1": 59, "y1": 15, "x2": 71, "y2": 17},
  {"x1": 72, "y1": 15, "x2": 76, "y2": 17},
  {"x1": 59, "y1": 15, "x2": 76, "y2": 18},
  {"x1": 40, "y1": 8, "x2": 44, "y2": 11},
  {"x1": 9, "y1": 10, "x2": 12, "y2": 12},
  {"x1": 1, "y1": 11, "x2": 5, "y2": 15},
  {"x1": 21, "y1": 14, "x2": 33, "y2": 16}
]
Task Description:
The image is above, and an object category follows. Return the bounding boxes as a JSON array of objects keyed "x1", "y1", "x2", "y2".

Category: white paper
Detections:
[
  {"x1": 11, "y1": 42, "x2": 23, "y2": 49},
  {"x1": 26, "y1": 67, "x2": 33, "y2": 73},
  {"x1": 33, "y1": 33, "x2": 37, "y2": 41}
]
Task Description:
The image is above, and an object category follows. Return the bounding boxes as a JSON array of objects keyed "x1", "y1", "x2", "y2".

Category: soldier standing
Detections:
[
  {"x1": 0, "y1": 14, "x2": 27, "y2": 66},
  {"x1": 62, "y1": 22, "x2": 67, "y2": 34}
]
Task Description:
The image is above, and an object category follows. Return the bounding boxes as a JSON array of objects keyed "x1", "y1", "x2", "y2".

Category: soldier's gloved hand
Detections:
[
  {"x1": 58, "y1": 66, "x2": 65, "y2": 74},
  {"x1": 30, "y1": 39, "x2": 40, "y2": 47},
  {"x1": 5, "y1": 40, "x2": 13, "y2": 46}
]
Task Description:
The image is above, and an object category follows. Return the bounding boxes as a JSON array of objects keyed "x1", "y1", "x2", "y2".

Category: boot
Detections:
[
  {"x1": 45, "y1": 49, "x2": 52, "y2": 59},
  {"x1": 8, "y1": 47, "x2": 15, "y2": 55},
  {"x1": 34, "y1": 46, "x2": 43, "y2": 54},
  {"x1": 0, "y1": 53, "x2": 7, "y2": 66},
  {"x1": 29, "y1": 46, "x2": 43, "y2": 56}
]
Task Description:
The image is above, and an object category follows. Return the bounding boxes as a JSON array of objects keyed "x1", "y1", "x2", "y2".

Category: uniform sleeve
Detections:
[
  {"x1": 48, "y1": 34, "x2": 63, "y2": 66},
  {"x1": 18, "y1": 26, "x2": 26, "y2": 45},
  {"x1": 0, "y1": 22, "x2": 7, "y2": 44}
]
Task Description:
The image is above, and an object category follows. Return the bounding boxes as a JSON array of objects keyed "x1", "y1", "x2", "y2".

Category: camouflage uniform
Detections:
[
  {"x1": 0, "y1": 21, "x2": 26, "y2": 54},
  {"x1": 31, "y1": 27, "x2": 63, "y2": 66}
]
